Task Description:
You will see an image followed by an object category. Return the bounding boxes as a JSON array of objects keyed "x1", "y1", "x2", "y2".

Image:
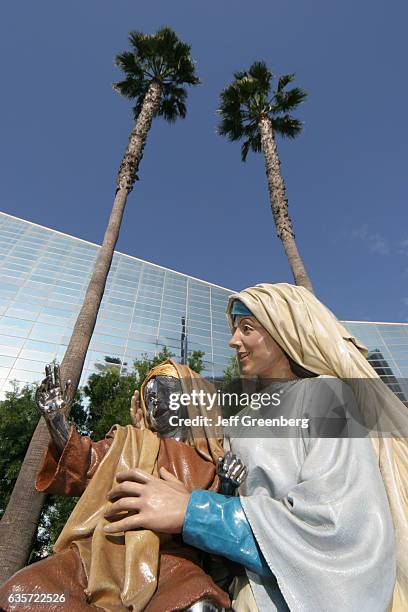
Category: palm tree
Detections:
[
  {"x1": 62, "y1": 26, "x2": 199, "y2": 400},
  {"x1": 0, "y1": 26, "x2": 199, "y2": 583},
  {"x1": 218, "y1": 61, "x2": 314, "y2": 293}
]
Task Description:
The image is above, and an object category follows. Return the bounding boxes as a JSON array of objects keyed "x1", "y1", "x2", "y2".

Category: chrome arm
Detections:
[{"x1": 35, "y1": 363, "x2": 71, "y2": 455}]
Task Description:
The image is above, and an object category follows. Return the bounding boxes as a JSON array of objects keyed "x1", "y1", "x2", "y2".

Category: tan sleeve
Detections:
[{"x1": 35, "y1": 426, "x2": 113, "y2": 496}]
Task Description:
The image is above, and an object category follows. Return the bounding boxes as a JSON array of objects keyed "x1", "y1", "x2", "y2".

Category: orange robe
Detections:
[{"x1": 0, "y1": 427, "x2": 230, "y2": 612}]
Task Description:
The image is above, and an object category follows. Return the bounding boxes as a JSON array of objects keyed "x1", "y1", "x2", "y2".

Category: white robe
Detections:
[{"x1": 227, "y1": 377, "x2": 396, "y2": 612}]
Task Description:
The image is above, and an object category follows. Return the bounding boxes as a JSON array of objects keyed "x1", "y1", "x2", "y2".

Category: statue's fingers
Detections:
[
  {"x1": 44, "y1": 365, "x2": 52, "y2": 391},
  {"x1": 50, "y1": 364, "x2": 56, "y2": 388},
  {"x1": 223, "y1": 450, "x2": 232, "y2": 471},
  {"x1": 226, "y1": 453, "x2": 237, "y2": 469},
  {"x1": 236, "y1": 467, "x2": 248, "y2": 485},
  {"x1": 130, "y1": 390, "x2": 140, "y2": 411},
  {"x1": 231, "y1": 463, "x2": 245, "y2": 481},
  {"x1": 44, "y1": 374, "x2": 53, "y2": 393},
  {"x1": 130, "y1": 389, "x2": 145, "y2": 429},
  {"x1": 62, "y1": 379, "x2": 71, "y2": 401},
  {"x1": 34, "y1": 387, "x2": 43, "y2": 405},
  {"x1": 53, "y1": 363, "x2": 61, "y2": 388},
  {"x1": 103, "y1": 514, "x2": 142, "y2": 534},
  {"x1": 226, "y1": 457, "x2": 238, "y2": 479},
  {"x1": 135, "y1": 409, "x2": 145, "y2": 430}
]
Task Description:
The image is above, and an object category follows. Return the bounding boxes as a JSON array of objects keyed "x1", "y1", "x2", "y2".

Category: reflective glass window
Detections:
[
  {"x1": 22, "y1": 283, "x2": 52, "y2": 297},
  {"x1": 0, "y1": 366, "x2": 12, "y2": 378},
  {"x1": 7, "y1": 368, "x2": 42, "y2": 383},
  {"x1": 95, "y1": 323, "x2": 128, "y2": 339},
  {"x1": 0, "y1": 354, "x2": 16, "y2": 367},
  {"x1": 0, "y1": 345, "x2": 20, "y2": 357},
  {"x1": 155, "y1": 335, "x2": 181, "y2": 350},
  {"x1": 37, "y1": 313, "x2": 71, "y2": 326},
  {"x1": 102, "y1": 305, "x2": 132, "y2": 318},
  {"x1": 13, "y1": 357, "x2": 50, "y2": 372},
  {"x1": 107, "y1": 297, "x2": 134, "y2": 308},
  {"x1": 0, "y1": 334, "x2": 25, "y2": 349},
  {"x1": 0, "y1": 277, "x2": 20, "y2": 290},
  {"x1": 89, "y1": 340, "x2": 127, "y2": 355},
  {"x1": 131, "y1": 319, "x2": 158, "y2": 333},
  {"x1": 0, "y1": 289, "x2": 17, "y2": 301},
  {"x1": 19, "y1": 346, "x2": 57, "y2": 362},
  {"x1": 100, "y1": 316, "x2": 130, "y2": 330},
  {"x1": 188, "y1": 304, "x2": 211, "y2": 317},
  {"x1": 138, "y1": 287, "x2": 163, "y2": 300},
  {"x1": 30, "y1": 322, "x2": 67, "y2": 343},
  {"x1": 6, "y1": 305, "x2": 41, "y2": 321},
  {"x1": 0, "y1": 316, "x2": 33, "y2": 337},
  {"x1": 92, "y1": 333, "x2": 124, "y2": 347}
]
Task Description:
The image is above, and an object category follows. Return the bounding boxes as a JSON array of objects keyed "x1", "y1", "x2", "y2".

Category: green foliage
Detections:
[
  {"x1": 46, "y1": 496, "x2": 79, "y2": 550},
  {"x1": 132, "y1": 346, "x2": 175, "y2": 384},
  {"x1": 218, "y1": 60, "x2": 307, "y2": 161},
  {"x1": 83, "y1": 368, "x2": 138, "y2": 441},
  {"x1": 222, "y1": 354, "x2": 240, "y2": 382},
  {"x1": 30, "y1": 495, "x2": 79, "y2": 562},
  {"x1": 113, "y1": 26, "x2": 200, "y2": 123},
  {"x1": 187, "y1": 350, "x2": 205, "y2": 374}
]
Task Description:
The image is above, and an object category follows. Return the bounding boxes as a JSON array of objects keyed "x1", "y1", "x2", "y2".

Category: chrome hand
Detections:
[
  {"x1": 35, "y1": 363, "x2": 71, "y2": 454},
  {"x1": 35, "y1": 363, "x2": 71, "y2": 416},
  {"x1": 217, "y1": 451, "x2": 248, "y2": 496}
]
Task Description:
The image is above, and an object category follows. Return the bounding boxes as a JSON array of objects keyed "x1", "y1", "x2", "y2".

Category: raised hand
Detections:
[
  {"x1": 35, "y1": 363, "x2": 71, "y2": 454},
  {"x1": 35, "y1": 363, "x2": 71, "y2": 417},
  {"x1": 130, "y1": 390, "x2": 145, "y2": 430},
  {"x1": 216, "y1": 451, "x2": 248, "y2": 496}
]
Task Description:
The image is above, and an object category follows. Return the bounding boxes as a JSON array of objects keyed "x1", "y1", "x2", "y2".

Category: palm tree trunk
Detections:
[
  {"x1": 0, "y1": 80, "x2": 162, "y2": 583},
  {"x1": 61, "y1": 79, "x2": 163, "y2": 401},
  {"x1": 258, "y1": 115, "x2": 314, "y2": 293}
]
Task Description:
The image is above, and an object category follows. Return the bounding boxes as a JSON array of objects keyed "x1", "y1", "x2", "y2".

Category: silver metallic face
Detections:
[
  {"x1": 143, "y1": 375, "x2": 187, "y2": 438},
  {"x1": 144, "y1": 378, "x2": 160, "y2": 428}
]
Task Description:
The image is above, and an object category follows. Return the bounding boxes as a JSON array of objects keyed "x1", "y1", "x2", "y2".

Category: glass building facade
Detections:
[{"x1": 0, "y1": 211, "x2": 407, "y2": 399}]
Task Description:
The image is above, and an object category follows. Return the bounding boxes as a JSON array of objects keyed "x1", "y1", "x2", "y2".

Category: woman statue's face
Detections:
[{"x1": 229, "y1": 316, "x2": 295, "y2": 380}]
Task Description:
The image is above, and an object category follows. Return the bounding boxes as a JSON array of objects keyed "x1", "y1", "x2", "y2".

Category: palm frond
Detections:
[
  {"x1": 241, "y1": 140, "x2": 251, "y2": 162},
  {"x1": 248, "y1": 61, "x2": 272, "y2": 93},
  {"x1": 158, "y1": 82, "x2": 187, "y2": 121},
  {"x1": 276, "y1": 73, "x2": 295, "y2": 92},
  {"x1": 272, "y1": 115, "x2": 304, "y2": 138},
  {"x1": 272, "y1": 86, "x2": 307, "y2": 113},
  {"x1": 218, "y1": 113, "x2": 246, "y2": 141},
  {"x1": 115, "y1": 51, "x2": 145, "y2": 79},
  {"x1": 113, "y1": 77, "x2": 148, "y2": 100},
  {"x1": 241, "y1": 132, "x2": 262, "y2": 162},
  {"x1": 128, "y1": 31, "x2": 155, "y2": 63},
  {"x1": 157, "y1": 97, "x2": 187, "y2": 122}
]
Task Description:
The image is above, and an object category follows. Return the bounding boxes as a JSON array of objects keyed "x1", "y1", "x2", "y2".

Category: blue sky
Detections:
[{"x1": 0, "y1": 0, "x2": 407, "y2": 323}]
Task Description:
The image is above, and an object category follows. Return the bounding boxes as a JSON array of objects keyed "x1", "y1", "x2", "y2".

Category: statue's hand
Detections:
[
  {"x1": 130, "y1": 390, "x2": 145, "y2": 430},
  {"x1": 35, "y1": 363, "x2": 71, "y2": 418},
  {"x1": 217, "y1": 451, "x2": 248, "y2": 496}
]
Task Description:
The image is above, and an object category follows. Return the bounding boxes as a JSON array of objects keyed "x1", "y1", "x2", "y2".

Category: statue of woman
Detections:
[{"x1": 111, "y1": 283, "x2": 408, "y2": 611}]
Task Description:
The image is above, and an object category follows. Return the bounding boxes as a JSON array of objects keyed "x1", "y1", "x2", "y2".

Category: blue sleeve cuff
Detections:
[{"x1": 182, "y1": 490, "x2": 272, "y2": 577}]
